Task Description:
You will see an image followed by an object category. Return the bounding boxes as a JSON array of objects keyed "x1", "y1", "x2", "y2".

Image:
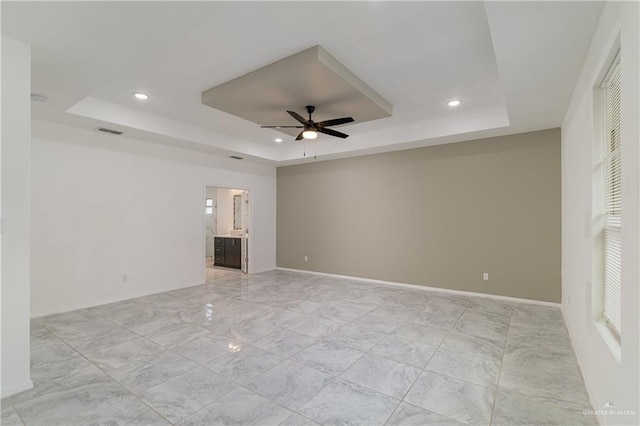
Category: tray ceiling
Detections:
[
  {"x1": 2, "y1": 1, "x2": 604, "y2": 165},
  {"x1": 201, "y1": 46, "x2": 392, "y2": 137}
]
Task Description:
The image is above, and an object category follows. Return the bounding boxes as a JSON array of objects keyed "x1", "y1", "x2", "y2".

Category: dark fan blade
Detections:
[
  {"x1": 287, "y1": 110, "x2": 308, "y2": 125},
  {"x1": 318, "y1": 127, "x2": 349, "y2": 139},
  {"x1": 295, "y1": 131, "x2": 305, "y2": 141},
  {"x1": 317, "y1": 117, "x2": 354, "y2": 127},
  {"x1": 260, "y1": 125, "x2": 303, "y2": 128}
]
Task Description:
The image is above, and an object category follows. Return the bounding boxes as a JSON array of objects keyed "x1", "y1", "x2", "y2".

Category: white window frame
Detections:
[
  {"x1": 205, "y1": 198, "x2": 213, "y2": 215},
  {"x1": 593, "y1": 50, "x2": 622, "y2": 344}
]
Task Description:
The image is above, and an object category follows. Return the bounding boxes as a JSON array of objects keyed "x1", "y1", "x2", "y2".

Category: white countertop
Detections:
[{"x1": 214, "y1": 234, "x2": 241, "y2": 238}]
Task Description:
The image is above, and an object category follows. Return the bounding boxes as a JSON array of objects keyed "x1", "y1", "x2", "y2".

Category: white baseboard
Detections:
[
  {"x1": 0, "y1": 379, "x2": 33, "y2": 399},
  {"x1": 276, "y1": 267, "x2": 561, "y2": 308}
]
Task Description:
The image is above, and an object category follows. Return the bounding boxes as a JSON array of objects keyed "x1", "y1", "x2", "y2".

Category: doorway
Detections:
[{"x1": 204, "y1": 186, "x2": 249, "y2": 274}]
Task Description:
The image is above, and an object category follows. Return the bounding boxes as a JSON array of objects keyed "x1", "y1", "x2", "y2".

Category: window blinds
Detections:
[{"x1": 602, "y1": 59, "x2": 622, "y2": 335}]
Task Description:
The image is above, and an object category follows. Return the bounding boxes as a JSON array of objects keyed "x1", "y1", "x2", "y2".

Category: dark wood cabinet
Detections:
[{"x1": 213, "y1": 237, "x2": 241, "y2": 269}]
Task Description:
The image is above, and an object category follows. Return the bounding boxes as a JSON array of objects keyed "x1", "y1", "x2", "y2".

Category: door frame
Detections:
[{"x1": 202, "y1": 183, "x2": 252, "y2": 279}]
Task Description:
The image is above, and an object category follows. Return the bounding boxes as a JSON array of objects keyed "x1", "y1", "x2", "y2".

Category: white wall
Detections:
[
  {"x1": 561, "y1": 2, "x2": 639, "y2": 424},
  {"x1": 31, "y1": 120, "x2": 277, "y2": 317},
  {"x1": 0, "y1": 37, "x2": 34, "y2": 397}
]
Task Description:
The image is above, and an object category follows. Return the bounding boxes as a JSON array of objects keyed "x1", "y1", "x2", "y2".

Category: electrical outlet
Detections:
[
  {"x1": 304, "y1": 256, "x2": 308, "y2": 262},
  {"x1": 482, "y1": 272, "x2": 489, "y2": 281}
]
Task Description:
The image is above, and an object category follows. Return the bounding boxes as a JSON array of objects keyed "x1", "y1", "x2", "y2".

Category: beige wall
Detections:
[{"x1": 277, "y1": 129, "x2": 561, "y2": 302}]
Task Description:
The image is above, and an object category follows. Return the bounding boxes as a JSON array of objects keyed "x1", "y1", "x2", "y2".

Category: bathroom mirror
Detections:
[{"x1": 233, "y1": 194, "x2": 242, "y2": 230}]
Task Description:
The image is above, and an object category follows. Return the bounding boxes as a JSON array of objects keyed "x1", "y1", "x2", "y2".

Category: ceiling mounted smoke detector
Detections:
[{"x1": 31, "y1": 93, "x2": 48, "y2": 102}]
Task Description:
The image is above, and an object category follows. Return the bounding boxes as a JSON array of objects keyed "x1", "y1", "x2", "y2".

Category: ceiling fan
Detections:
[{"x1": 261, "y1": 106, "x2": 354, "y2": 140}]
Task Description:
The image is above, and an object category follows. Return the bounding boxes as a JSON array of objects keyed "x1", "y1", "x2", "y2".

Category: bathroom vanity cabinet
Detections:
[{"x1": 214, "y1": 236, "x2": 241, "y2": 269}]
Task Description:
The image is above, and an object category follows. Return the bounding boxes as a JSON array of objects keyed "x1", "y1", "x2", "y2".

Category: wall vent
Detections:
[
  {"x1": 97, "y1": 127, "x2": 123, "y2": 135},
  {"x1": 229, "y1": 155, "x2": 244, "y2": 160}
]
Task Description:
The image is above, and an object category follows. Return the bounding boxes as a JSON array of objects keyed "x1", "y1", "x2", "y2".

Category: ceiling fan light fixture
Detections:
[{"x1": 302, "y1": 129, "x2": 318, "y2": 139}]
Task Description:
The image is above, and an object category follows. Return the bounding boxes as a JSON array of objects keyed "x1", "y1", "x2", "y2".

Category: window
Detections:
[
  {"x1": 600, "y1": 54, "x2": 622, "y2": 336},
  {"x1": 205, "y1": 198, "x2": 213, "y2": 215}
]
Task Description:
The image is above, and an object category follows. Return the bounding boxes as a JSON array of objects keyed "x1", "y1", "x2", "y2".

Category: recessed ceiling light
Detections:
[
  {"x1": 274, "y1": 138, "x2": 283, "y2": 143},
  {"x1": 133, "y1": 92, "x2": 149, "y2": 100},
  {"x1": 30, "y1": 93, "x2": 48, "y2": 102},
  {"x1": 447, "y1": 99, "x2": 462, "y2": 107}
]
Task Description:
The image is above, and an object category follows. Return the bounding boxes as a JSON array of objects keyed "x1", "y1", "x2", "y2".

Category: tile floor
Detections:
[{"x1": 1, "y1": 268, "x2": 598, "y2": 425}]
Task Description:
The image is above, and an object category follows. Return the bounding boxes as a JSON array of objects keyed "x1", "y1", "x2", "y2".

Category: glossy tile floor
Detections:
[{"x1": 1, "y1": 268, "x2": 597, "y2": 425}]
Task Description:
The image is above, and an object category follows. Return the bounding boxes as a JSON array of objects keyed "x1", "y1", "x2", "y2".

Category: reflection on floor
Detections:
[{"x1": 1, "y1": 269, "x2": 597, "y2": 425}]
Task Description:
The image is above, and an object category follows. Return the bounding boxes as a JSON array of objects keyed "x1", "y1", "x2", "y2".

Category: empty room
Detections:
[{"x1": 1, "y1": 1, "x2": 639, "y2": 425}]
